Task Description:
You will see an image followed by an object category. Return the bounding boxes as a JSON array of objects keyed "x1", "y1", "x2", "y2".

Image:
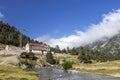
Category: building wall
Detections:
[
  {"x1": 31, "y1": 50, "x2": 42, "y2": 53},
  {"x1": 25, "y1": 43, "x2": 30, "y2": 52},
  {"x1": 25, "y1": 43, "x2": 50, "y2": 54}
]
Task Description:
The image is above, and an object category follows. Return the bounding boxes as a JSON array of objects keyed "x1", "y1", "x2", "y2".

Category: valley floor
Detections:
[
  {"x1": 0, "y1": 54, "x2": 120, "y2": 80},
  {"x1": 73, "y1": 60, "x2": 120, "y2": 76},
  {"x1": 55, "y1": 54, "x2": 120, "y2": 77}
]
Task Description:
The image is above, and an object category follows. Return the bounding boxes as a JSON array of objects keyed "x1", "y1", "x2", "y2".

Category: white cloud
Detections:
[
  {"x1": 0, "y1": 12, "x2": 4, "y2": 18},
  {"x1": 36, "y1": 9, "x2": 120, "y2": 49}
]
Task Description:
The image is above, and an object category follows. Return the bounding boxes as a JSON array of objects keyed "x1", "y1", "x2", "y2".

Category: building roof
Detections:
[{"x1": 28, "y1": 43, "x2": 50, "y2": 51}]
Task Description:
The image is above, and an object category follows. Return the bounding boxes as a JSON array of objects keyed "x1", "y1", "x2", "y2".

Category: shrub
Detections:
[
  {"x1": 78, "y1": 52, "x2": 92, "y2": 63},
  {"x1": 20, "y1": 52, "x2": 28, "y2": 58},
  {"x1": 19, "y1": 52, "x2": 37, "y2": 70},
  {"x1": 44, "y1": 78, "x2": 51, "y2": 80},
  {"x1": 62, "y1": 60, "x2": 74, "y2": 71},
  {"x1": 20, "y1": 78, "x2": 28, "y2": 80},
  {"x1": 20, "y1": 52, "x2": 37, "y2": 60},
  {"x1": 46, "y1": 52, "x2": 56, "y2": 64}
]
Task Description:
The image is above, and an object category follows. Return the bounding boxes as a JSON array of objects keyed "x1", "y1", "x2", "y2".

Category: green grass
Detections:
[
  {"x1": 76, "y1": 68, "x2": 120, "y2": 74},
  {"x1": 0, "y1": 65, "x2": 39, "y2": 80},
  {"x1": 56, "y1": 54, "x2": 120, "y2": 74}
]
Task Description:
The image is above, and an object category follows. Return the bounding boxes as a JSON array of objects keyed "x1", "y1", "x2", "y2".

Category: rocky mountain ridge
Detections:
[{"x1": 88, "y1": 32, "x2": 120, "y2": 55}]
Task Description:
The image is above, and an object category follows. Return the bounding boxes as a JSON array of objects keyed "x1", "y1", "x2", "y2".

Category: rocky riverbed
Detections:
[{"x1": 35, "y1": 67, "x2": 120, "y2": 80}]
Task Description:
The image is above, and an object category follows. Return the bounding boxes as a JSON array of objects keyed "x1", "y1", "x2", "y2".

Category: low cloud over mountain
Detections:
[{"x1": 36, "y1": 9, "x2": 120, "y2": 49}]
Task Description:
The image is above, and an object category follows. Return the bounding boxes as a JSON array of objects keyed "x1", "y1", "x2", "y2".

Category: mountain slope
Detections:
[
  {"x1": 89, "y1": 32, "x2": 120, "y2": 55},
  {"x1": 0, "y1": 21, "x2": 39, "y2": 47}
]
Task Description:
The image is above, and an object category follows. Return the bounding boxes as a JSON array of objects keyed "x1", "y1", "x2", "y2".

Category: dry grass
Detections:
[
  {"x1": 73, "y1": 60, "x2": 120, "y2": 75},
  {"x1": 0, "y1": 55, "x2": 19, "y2": 66},
  {"x1": 73, "y1": 60, "x2": 120, "y2": 70},
  {"x1": 56, "y1": 54, "x2": 120, "y2": 75},
  {"x1": 0, "y1": 65, "x2": 39, "y2": 80},
  {"x1": 0, "y1": 54, "x2": 39, "y2": 80}
]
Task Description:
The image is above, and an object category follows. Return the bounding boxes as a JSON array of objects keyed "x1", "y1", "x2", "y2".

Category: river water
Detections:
[{"x1": 35, "y1": 67, "x2": 120, "y2": 80}]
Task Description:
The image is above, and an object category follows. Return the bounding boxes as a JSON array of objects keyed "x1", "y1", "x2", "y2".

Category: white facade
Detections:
[
  {"x1": 25, "y1": 43, "x2": 30, "y2": 52},
  {"x1": 25, "y1": 43, "x2": 50, "y2": 54},
  {"x1": 31, "y1": 50, "x2": 42, "y2": 53}
]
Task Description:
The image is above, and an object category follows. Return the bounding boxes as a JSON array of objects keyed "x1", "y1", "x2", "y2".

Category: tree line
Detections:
[
  {"x1": 50, "y1": 45, "x2": 120, "y2": 63},
  {"x1": 0, "y1": 21, "x2": 40, "y2": 47}
]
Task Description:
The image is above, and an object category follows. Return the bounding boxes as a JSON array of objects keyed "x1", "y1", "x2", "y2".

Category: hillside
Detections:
[
  {"x1": 88, "y1": 32, "x2": 120, "y2": 57},
  {"x1": 0, "y1": 21, "x2": 39, "y2": 47}
]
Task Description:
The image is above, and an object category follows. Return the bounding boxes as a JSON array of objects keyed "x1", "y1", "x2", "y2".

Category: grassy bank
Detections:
[
  {"x1": 76, "y1": 68, "x2": 120, "y2": 74},
  {"x1": 0, "y1": 65, "x2": 39, "y2": 80},
  {"x1": 55, "y1": 54, "x2": 120, "y2": 75}
]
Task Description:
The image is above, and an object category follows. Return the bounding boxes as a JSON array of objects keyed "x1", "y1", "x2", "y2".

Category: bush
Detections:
[
  {"x1": 20, "y1": 78, "x2": 28, "y2": 80},
  {"x1": 44, "y1": 78, "x2": 51, "y2": 80},
  {"x1": 62, "y1": 60, "x2": 74, "y2": 71},
  {"x1": 20, "y1": 52, "x2": 37, "y2": 60},
  {"x1": 46, "y1": 52, "x2": 56, "y2": 64},
  {"x1": 20, "y1": 52, "x2": 28, "y2": 58},
  {"x1": 19, "y1": 52, "x2": 37, "y2": 70},
  {"x1": 78, "y1": 52, "x2": 92, "y2": 63}
]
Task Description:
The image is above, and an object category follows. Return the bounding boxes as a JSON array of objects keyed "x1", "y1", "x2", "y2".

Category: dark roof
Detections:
[{"x1": 28, "y1": 43, "x2": 50, "y2": 51}]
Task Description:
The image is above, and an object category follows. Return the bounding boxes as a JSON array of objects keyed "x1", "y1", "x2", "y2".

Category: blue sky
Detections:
[{"x1": 1, "y1": 0, "x2": 120, "y2": 48}]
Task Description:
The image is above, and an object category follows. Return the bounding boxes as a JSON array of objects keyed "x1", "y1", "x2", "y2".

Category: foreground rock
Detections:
[{"x1": 35, "y1": 67, "x2": 120, "y2": 80}]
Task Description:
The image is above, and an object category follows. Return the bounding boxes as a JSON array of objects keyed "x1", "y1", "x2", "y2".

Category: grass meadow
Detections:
[{"x1": 0, "y1": 65, "x2": 39, "y2": 80}]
